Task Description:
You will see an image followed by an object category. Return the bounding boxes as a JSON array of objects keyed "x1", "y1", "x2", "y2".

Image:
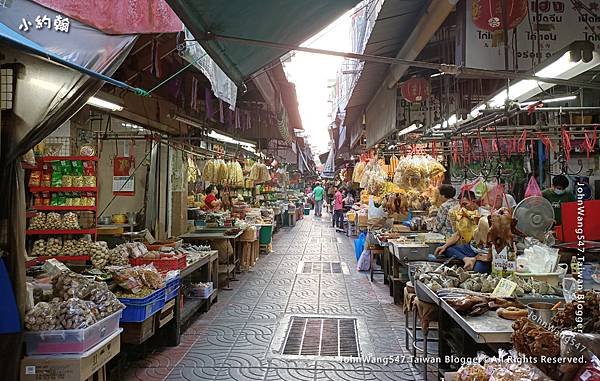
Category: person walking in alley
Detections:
[
  {"x1": 333, "y1": 187, "x2": 345, "y2": 230},
  {"x1": 313, "y1": 182, "x2": 325, "y2": 217}
]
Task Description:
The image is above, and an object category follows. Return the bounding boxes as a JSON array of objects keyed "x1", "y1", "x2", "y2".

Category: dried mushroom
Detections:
[
  {"x1": 108, "y1": 244, "x2": 129, "y2": 266},
  {"x1": 31, "y1": 239, "x2": 46, "y2": 257},
  {"x1": 90, "y1": 241, "x2": 109, "y2": 269},
  {"x1": 46, "y1": 213, "x2": 62, "y2": 230},
  {"x1": 29, "y1": 213, "x2": 47, "y2": 230},
  {"x1": 53, "y1": 271, "x2": 94, "y2": 300},
  {"x1": 88, "y1": 285, "x2": 124, "y2": 319},
  {"x1": 58, "y1": 298, "x2": 97, "y2": 330},
  {"x1": 62, "y1": 212, "x2": 80, "y2": 230},
  {"x1": 24, "y1": 302, "x2": 61, "y2": 331}
]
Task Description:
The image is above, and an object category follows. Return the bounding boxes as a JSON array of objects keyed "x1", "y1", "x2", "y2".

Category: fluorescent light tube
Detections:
[
  {"x1": 398, "y1": 124, "x2": 420, "y2": 136},
  {"x1": 489, "y1": 50, "x2": 600, "y2": 108},
  {"x1": 520, "y1": 95, "x2": 577, "y2": 107},
  {"x1": 208, "y1": 130, "x2": 256, "y2": 149},
  {"x1": 87, "y1": 96, "x2": 123, "y2": 111}
]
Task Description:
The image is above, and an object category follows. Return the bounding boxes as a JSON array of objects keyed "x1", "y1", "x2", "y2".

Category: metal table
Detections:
[
  {"x1": 414, "y1": 281, "x2": 514, "y2": 375},
  {"x1": 180, "y1": 230, "x2": 243, "y2": 290},
  {"x1": 159, "y1": 250, "x2": 220, "y2": 347}
]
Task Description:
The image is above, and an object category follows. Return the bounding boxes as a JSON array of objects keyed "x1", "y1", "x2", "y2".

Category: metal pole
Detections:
[{"x1": 197, "y1": 33, "x2": 600, "y2": 90}]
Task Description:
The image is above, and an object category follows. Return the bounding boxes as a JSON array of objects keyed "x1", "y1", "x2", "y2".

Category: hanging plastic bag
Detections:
[
  {"x1": 524, "y1": 176, "x2": 542, "y2": 198},
  {"x1": 354, "y1": 231, "x2": 367, "y2": 261}
]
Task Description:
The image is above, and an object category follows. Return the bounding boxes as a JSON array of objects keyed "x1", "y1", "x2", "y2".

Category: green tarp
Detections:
[{"x1": 166, "y1": 0, "x2": 359, "y2": 85}]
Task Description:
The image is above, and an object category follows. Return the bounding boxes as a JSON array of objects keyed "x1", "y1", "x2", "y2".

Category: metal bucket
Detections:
[
  {"x1": 407, "y1": 261, "x2": 439, "y2": 284},
  {"x1": 527, "y1": 302, "x2": 557, "y2": 326}
]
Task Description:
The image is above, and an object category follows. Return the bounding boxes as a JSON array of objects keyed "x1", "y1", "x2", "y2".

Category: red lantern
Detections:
[
  {"x1": 400, "y1": 78, "x2": 430, "y2": 103},
  {"x1": 472, "y1": 0, "x2": 528, "y2": 32}
]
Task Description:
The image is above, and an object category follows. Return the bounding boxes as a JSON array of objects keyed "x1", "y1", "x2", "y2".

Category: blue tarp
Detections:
[{"x1": 0, "y1": 21, "x2": 143, "y2": 95}]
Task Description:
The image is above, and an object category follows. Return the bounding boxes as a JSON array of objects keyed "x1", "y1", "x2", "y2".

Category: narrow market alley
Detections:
[{"x1": 122, "y1": 214, "x2": 434, "y2": 381}]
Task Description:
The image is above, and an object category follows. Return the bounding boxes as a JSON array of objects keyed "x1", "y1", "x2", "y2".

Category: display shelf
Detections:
[
  {"x1": 26, "y1": 255, "x2": 90, "y2": 267},
  {"x1": 26, "y1": 229, "x2": 96, "y2": 235},
  {"x1": 181, "y1": 297, "x2": 207, "y2": 322},
  {"x1": 40, "y1": 156, "x2": 98, "y2": 162},
  {"x1": 29, "y1": 186, "x2": 97, "y2": 193},
  {"x1": 32, "y1": 206, "x2": 97, "y2": 211}
]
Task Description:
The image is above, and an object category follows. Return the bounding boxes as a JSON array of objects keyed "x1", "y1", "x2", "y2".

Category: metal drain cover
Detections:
[
  {"x1": 282, "y1": 317, "x2": 360, "y2": 357},
  {"x1": 297, "y1": 261, "x2": 349, "y2": 274}
]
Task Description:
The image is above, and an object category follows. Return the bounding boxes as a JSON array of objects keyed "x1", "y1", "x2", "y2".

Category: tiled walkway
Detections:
[{"x1": 123, "y1": 214, "x2": 433, "y2": 380}]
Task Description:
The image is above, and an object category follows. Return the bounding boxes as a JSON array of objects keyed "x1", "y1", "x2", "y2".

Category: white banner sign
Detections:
[{"x1": 465, "y1": 0, "x2": 599, "y2": 71}]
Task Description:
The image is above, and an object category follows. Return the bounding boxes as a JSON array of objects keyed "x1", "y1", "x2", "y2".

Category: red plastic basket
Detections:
[{"x1": 129, "y1": 254, "x2": 187, "y2": 272}]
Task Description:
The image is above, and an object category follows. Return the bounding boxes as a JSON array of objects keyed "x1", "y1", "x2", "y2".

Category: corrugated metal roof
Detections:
[{"x1": 344, "y1": 0, "x2": 428, "y2": 126}]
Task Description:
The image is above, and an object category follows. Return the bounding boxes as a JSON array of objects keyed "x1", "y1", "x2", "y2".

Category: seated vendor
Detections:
[
  {"x1": 542, "y1": 174, "x2": 575, "y2": 226},
  {"x1": 434, "y1": 191, "x2": 491, "y2": 273},
  {"x1": 434, "y1": 184, "x2": 459, "y2": 236},
  {"x1": 203, "y1": 185, "x2": 222, "y2": 211}
]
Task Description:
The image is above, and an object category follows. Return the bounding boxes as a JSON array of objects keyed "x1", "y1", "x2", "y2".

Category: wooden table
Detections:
[{"x1": 180, "y1": 230, "x2": 243, "y2": 290}]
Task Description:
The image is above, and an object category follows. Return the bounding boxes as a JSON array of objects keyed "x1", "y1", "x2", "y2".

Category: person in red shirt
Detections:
[
  {"x1": 333, "y1": 187, "x2": 345, "y2": 231},
  {"x1": 203, "y1": 185, "x2": 222, "y2": 211}
]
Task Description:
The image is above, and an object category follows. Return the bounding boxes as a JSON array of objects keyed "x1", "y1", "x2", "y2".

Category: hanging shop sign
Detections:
[
  {"x1": 112, "y1": 156, "x2": 135, "y2": 196},
  {"x1": 460, "y1": 0, "x2": 599, "y2": 71},
  {"x1": 400, "y1": 77, "x2": 430, "y2": 103}
]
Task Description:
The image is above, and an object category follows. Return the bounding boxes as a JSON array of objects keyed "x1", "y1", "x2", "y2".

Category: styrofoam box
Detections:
[{"x1": 24, "y1": 310, "x2": 122, "y2": 355}]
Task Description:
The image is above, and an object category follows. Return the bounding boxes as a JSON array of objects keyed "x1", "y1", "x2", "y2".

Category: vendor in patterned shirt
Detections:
[
  {"x1": 434, "y1": 184, "x2": 459, "y2": 236},
  {"x1": 434, "y1": 191, "x2": 491, "y2": 273}
]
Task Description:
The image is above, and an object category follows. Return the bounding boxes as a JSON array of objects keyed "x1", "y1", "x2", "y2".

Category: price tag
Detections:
[{"x1": 491, "y1": 278, "x2": 518, "y2": 297}]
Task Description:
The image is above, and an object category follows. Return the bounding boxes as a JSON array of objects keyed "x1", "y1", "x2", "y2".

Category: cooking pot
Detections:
[
  {"x1": 112, "y1": 214, "x2": 128, "y2": 224},
  {"x1": 98, "y1": 216, "x2": 112, "y2": 225}
]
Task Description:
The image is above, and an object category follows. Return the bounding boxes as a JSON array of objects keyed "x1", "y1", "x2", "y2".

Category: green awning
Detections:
[{"x1": 166, "y1": 0, "x2": 359, "y2": 85}]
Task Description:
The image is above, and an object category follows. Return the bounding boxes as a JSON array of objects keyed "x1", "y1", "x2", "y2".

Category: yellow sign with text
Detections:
[{"x1": 491, "y1": 278, "x2": 518, "y2": 298}]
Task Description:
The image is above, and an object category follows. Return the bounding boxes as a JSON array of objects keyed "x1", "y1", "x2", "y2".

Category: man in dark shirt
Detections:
[{"x1": 542, "y1": 175, "x2": 576, "y2": 225}]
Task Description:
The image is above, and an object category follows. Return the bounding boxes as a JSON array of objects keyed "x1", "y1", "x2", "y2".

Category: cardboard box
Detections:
[
  {"x1": 121, "y1": 314, "x2": 155, "y2": 345},
  {"x1": 21, "y1": 330, "x2": 121, "y2": 381}
]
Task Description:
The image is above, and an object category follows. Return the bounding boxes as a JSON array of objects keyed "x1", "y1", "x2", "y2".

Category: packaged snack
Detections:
[
  {"x1": 62, "y1": 175, "x2": 73, "y2": 187},
  {"x1": 83, "y1": 161, "x2": 95, "y2": 176},
  {"x1": 83, "y1": 176, "x2": 96, "y2": 187},
  {"x1": 29, "y1": 171, "x2": 42, "y2": 187},
  {"x1": 51, "y1": 162, "x2": 62, "y2": 186},
  {"x1": 57, "y1": 193, "x2": 67, "y2": 206},
  {"x1": 73, "y1": 176, "x2": 84, "y2": 187},
  {"x1": 50, "y1": 194, "x2": 59, "y2": 206},
  {"x1": 33, "y1": 194, "x2": 43, "y2": 207},
  {"x1": 72, "y1": 160, "x2": 84, "y2": 176},
  {"x1": 60, "y1": 160, "x2": 73, "y2": 176},
  {"x1": 41, "y1": 192, "x2": 51, "y2": 206}
]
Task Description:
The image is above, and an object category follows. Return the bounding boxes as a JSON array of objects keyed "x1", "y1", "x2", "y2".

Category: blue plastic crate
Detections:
[
  {"x1": 164, "y1": 276, "x2": 180, "y2": 301},
  {"x1": 119, "y1": 288, "x2": 165, "y2": 323}
]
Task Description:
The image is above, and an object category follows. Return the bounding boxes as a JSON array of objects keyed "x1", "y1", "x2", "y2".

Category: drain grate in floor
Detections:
[
  {"x1": 302, "y1": 261, "x2": 343, "y2": 274},
  {"x1": 282, "y1": 317, "x2": 360, "y2": 357}
]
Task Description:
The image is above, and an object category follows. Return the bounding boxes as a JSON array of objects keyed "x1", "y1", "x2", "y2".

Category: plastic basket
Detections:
[
  {"x1": 24, "y1": 310, "x2": 121, "y2": 355},
  {"x1": 144, "y1": 239, "x2": 183, "y2": 251},
  {"x1": 119, "y1": 288, "x2": 166, "y2": 323},
  {"x1": 164, "y1": 276, "x2": 180, "y2": 301},
  {"x1": 129, "y1": 254, "x2": 187, "y2": 272}
]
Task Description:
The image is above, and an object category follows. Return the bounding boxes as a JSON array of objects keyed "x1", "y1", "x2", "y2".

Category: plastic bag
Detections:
[
  {"x1": 24, "y1": 301, "x2": 61, "y2": 331},
  {"x1": 113, "y1": 267, "x2": 144, "y2": 293},
  {"x1": 368, "y1": 196, "x2": 386, "y2": 220},
  {"x1": 58, "y1": 298, "x2": 97, "y2": 329},
  {"x1": 357, "y1": 248, "x2": 370, "y2": 271},
  {"x1": 354, "y1": 232, "x2": 367, "y2": 261},
  {"x1": 525, "y1": 176, "x2": 542, "y2": 198}
]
